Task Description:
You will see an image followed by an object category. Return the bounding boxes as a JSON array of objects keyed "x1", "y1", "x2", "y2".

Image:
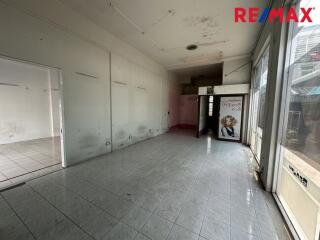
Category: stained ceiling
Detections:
[
  {"x1": 60, "y1": 0, "x2": 267, "y2": 69},
  {"x1": 3, "y1": 0, "x2": 267, "y2": 70},
  {"x1": 172, "y1": 63, "x2": 222, "y2": 78}
]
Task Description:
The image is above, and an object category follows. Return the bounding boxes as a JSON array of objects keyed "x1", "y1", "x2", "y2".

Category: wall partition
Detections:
[
  {"x1": 275, "y1": 1, "x2": 320, "y2": 239},
  {"x1": 111, "y1": 53, "x2": 164, "y2": 151}
]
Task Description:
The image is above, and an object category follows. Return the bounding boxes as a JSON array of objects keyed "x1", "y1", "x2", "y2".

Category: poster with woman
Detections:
[{"x1": 218, "y1": 96, "x2": 243, "y2": 141}]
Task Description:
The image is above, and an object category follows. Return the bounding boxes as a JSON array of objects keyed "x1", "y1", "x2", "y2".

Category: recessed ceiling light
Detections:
[{"x1": 186, "y1": 44, "x2": 198, "y2": 51}]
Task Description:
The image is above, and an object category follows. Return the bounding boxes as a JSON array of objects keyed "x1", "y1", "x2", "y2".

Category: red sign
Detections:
[{"x1": 234, "y1": 7, "x2": 314, "y2": 23}]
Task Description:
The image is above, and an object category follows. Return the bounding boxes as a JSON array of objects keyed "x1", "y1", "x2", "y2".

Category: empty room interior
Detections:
[{"x1": 0, "y1": 0, "x2": 319, "y2": 240}]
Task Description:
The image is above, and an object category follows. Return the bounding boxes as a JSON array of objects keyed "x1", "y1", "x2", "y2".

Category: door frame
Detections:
[
  {"x1": 248, "y1": 41, "x2": 270, "y2": 163},
  {"x1": 272, "y1": 0, "x2": 297, "y2": 194},
  {"x1": 197, "y1": 95, "x2": 210, "y2": 138},
  {"x1": 270, "y1": 2, "x2": 302, "y2": 239},
  {"x1": 0, "y1": 54, "x2": 66, "y2": 168}
]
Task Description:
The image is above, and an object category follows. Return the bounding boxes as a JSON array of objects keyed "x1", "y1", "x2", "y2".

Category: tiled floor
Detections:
[
  {"x1": 0, "y1": 137, "x2": 61, "y2": 188},
  {"x1": 0, "y1": 130, "x2": 291, "y2": 240}
]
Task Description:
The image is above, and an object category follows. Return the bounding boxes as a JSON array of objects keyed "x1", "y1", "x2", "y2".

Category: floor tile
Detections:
[
  {"x1": 231, "y1": 211, "x2": 260, "y2": 236},
  {"x1": 134, "y1": 233, "x2": 151, "y2": 240},
  {"x1": 104, "y1": 197, "x2": 137, "y2": 219},
  {"x1": 154, "y1": 198, "x2": 182, "y2": 222},
  {"x1": 124, "y1": 189, "x2": 163, "y2": 212},
  {"x1": 103, "y1": 222, "x2": 138, "y2": 240},
  {"x1": 176, "y1": 201, "x2": 205, "y2": 235},
  {"x1": 200, "y1": 214, "x2": 230, "y2": 240},
  {"x1": 0, "y1": 137, "x2": 61, "y2": 186},
  {"x1": 0, "y1": 198, "x2": 34, "y2": 240},
  {"x1": 2, "y1": 186, "x2": 66, "y2": 238},
  {"x1": 121, "y1": 206, "x2": 152, "y2": 231},
  {"x1": 231, "y1": 227, "x2": 261, "y2": 240},
  {"x1": 36, "y1": 219, "x2": 90, "y2": 240},
  {"x1": 167, "y1": 224, "x2": 199, "y2": 240},
  {"x1": 0, "y1": 131, "x2": 291, "y2": 240},
  {"x1": 141, "y1": 214, "x2": 173, "y2": 240}
]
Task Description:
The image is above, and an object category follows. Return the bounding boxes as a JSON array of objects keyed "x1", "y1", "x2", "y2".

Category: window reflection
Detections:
[
  {"x1": 285, "y1": 7, "x2": 320, "y2": 170},
  {"x1": 250, "y1": 47, "x2": 269, "y2": 162}
]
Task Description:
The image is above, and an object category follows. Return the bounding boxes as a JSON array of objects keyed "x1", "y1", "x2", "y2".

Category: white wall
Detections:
[
  {"x1": 222, "y1": 57, "x2": 251, "y2": 144},
  {"x1": 0, "y1": 1, "x2": 170, "y2": 165},
  {"x1": 223, "y1": 57, "x2": 252, "y2": 85},
  {"x1": 111, "y1": 53, "x2": 165, "y2": 150},
  {"x1": 49, "y1": 69, "x2": 61, "y2": 137},
  {"x1": 0, "y1": 58, "x2": 60, "y2": 144}
]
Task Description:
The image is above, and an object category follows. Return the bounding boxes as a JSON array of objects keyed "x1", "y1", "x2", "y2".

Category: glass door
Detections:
[
  {"x1": 250, "y1": 67, "x2": 260, "y2": 154},
  {"x1": 250, "y1": 47, "x2": 269, "y2": 163},
  {"x1": 275, "y1": 1, "x2": 320, "y2": 239}
]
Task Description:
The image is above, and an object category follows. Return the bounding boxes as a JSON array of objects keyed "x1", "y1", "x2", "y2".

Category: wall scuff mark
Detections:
[{"x1": 0, "y1": 82, "x2": 19, "y2": 87}]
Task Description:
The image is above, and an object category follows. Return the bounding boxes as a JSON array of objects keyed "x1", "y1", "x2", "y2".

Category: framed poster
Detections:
[{"x1": 218, "y1": 95, "x2": 244, "y2": 142}]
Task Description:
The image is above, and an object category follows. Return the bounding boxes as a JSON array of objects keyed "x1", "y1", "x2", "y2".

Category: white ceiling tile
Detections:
[{"x1": 61, "y1": 0, "x2": 267, "y2": 68}]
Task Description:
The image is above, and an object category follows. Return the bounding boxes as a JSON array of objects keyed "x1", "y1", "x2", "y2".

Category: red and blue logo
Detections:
[{"x1": 234, "y1": 7, "x2": 314, "y2": 23}]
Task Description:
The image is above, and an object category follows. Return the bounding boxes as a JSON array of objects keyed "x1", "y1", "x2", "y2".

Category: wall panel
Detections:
[
  {"x1": 111, "y1": 53, "x2": 164, "y2": 150},
  {"x1": 0, "y1": 1, "x2": 171, "y2": 165}
]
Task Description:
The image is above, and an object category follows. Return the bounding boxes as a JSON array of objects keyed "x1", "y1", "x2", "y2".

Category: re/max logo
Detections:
[{"x1": 234, "y1": 7, "x2": 314, "y2": 23}]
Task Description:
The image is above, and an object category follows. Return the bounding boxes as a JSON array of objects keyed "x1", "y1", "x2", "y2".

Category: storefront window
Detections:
[
  {"x1": 250, "y1": 47, "x2": 269, "y2": 162},
  {"x1": 258, "y1": 50, "x2": 269, "y2": 129},
  {"x1": 284, "y1": 0, "x2": 320, "y2": 171},
  {"x1": 276, "y1": 3, "x2": 320, "y2": 239}
]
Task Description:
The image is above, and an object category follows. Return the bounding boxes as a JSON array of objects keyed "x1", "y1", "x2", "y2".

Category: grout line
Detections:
[
  {"x1": 0, "y1": 165, "x2": 63, "y2": 192},
  {"x1": 135, "y1": 232, "x2": 153, "y2": 240},
  {"x1": 28, "y1": 171, "x2": 124, "y2": 221},
  {"x1": 2, "y1": 132, "x2": 291, "y2": 240},
  {"x1": 0, "y1": 182, "x2": 25, "y2": 193},
  {"x1": 0, "y1": 193, "x2": 37, "y2": 240},
  {"x1": 0, "y1": 138, "x2": 62, "y2": 183},
  {"x1": 0, "y1": 162, "x2": 61, "y2": 182},
  {"x1": 28, "y1": 185, "x2": 96, "y2": 240},
  {"x1": 28, "y1": 175, "x2": 158, "y2": 240}
]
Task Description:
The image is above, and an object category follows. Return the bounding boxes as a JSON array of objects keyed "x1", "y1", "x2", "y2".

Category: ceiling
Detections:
[
  {"x1": 60, "y1": 0, "x2": 267, "y2": 69},
  {"x1": 172, "y1": 62, "x2": 222, "y2": 78}
]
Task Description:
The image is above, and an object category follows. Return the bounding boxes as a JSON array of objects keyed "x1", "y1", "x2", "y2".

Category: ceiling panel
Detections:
[{"x1": 61, "y1": 0, "x2": 267, "y2": 68}]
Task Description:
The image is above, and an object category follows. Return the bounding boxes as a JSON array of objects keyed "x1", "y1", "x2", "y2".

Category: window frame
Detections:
[{"x1": 271, "y1": 1, "x2": 320, "y2": 239}]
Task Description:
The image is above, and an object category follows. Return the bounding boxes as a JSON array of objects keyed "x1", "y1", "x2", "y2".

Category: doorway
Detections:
[
  {"x1": 197, "y1": 95, "x2": 219, "y2": 138},
  {"x1": 0, "y1": 57, "x2": 64, "y2": 188}
]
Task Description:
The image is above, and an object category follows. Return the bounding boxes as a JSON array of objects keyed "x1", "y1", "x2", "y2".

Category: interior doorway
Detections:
[
  {"x1": 197, "y1": 95, "x2": 219, "y2": 138},
  {"x1": 0, "y1": 57, "x2": 64, "y2": 188}
]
